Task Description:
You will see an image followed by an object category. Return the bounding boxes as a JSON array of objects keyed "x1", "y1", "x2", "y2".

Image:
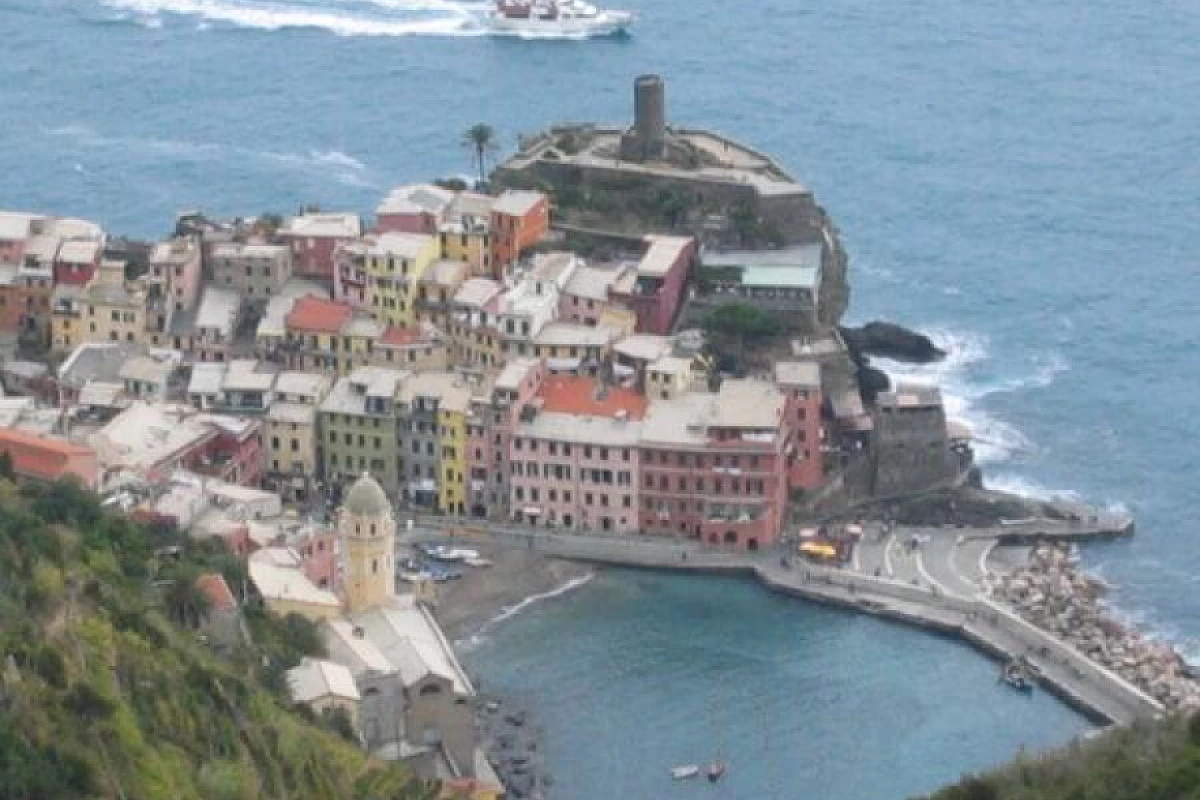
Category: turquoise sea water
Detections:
[
  {"x1": 461, "y1": 570, "x2": 1090, "y2": 800},
  {"x1": 4, "y1": 0, "x2": 1198, "y2": 796}
]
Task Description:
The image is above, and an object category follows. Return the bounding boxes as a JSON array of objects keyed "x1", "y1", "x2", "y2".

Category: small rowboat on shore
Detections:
[{"x1": 670, "y1": 764, "x2": 699, "y2": 780}]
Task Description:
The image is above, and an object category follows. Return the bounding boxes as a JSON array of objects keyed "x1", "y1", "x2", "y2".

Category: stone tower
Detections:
[
  {"x1": 620, "y1": 74, "x2": 668, "y2": 162},
  {"x1": 339, "y1": 473, "x2": 396, "y2": 614}
]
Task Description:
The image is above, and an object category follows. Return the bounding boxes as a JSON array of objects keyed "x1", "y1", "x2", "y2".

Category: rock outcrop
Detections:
[{"x1": 842, "y1": 321, "x2": 946, "y2": 364}]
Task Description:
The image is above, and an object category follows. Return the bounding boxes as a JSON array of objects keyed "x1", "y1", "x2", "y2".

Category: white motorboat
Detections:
[
  {"x1": 483, "y1": 0, "x2": 634, "y2": 36},
  {"x1": 670, "y1": 764, "x2": 700, "y2": 780}
]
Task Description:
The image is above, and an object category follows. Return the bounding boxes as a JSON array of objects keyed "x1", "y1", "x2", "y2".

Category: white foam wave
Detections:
[
  {"x1": 457, "y1": 571, "x2": 594, "y2": 649},
  {"x1": 43, "y1": 124, "x2": 374, "y2": 187},
  {"x1": 99, "y1": 0, "x2": 618, "y2": 39},
  {"x1": 984, "y1": 473, "x2": 1081, "y2": 503},
  {"x1": 874, "y1": 327, "x2": 1068, "y2": 465}
]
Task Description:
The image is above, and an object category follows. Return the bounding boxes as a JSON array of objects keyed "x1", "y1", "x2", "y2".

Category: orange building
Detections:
[
  {"x1": 0, "y1": 428, "x2": 99, "y2": 488},
  {"x1": 489, "y1": 190, "x2": 549, "y2": 273}
]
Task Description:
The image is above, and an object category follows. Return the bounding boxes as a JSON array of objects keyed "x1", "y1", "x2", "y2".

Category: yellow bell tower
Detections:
[{"x1": 339, "y1": 473, "x2": 396, "y2": 614}]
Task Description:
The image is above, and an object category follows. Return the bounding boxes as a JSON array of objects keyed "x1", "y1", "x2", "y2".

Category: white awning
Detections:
[{"x1": 521, "y1": 506, "x2": 542, "y2": 516}]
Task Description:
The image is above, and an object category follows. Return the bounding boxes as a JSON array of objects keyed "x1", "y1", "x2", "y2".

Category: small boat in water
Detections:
[
  {"x1": 484, "y1": 0, "x2": 634, "y2": 36},
  {"x1": 670, "y1": 764, "x2": 699, "y2": 780},
  {"x1": 706, "y1": 760, "x2": 726, "y2": 782},
  {"x1": 1000, "y1": 658, "x2": 1034, "y2": 693}
]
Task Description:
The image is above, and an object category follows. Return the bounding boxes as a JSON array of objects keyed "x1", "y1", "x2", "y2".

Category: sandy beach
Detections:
[{"x1": 409, "y1": 541, "x2": 595, "y2": 643}]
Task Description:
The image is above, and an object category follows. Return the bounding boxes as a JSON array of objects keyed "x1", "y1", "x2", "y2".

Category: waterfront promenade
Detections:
[{"x1": 400, "y1": 517, "x2": 1159, "y2": 727}]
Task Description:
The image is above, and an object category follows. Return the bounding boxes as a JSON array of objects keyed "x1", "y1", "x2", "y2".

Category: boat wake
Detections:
[
  {"x1": 97, "y1": 0, "x2": 628, "y2": 39},
  {"x1": 457, "y1": 571, "x2": 594, "y2": 650}
]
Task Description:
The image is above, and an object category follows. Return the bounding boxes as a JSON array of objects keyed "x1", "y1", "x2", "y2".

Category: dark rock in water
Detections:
[
  {"x1": 842, "y1": 321, "x2": 946, "y2": 364},
  {"x1": 857, "y1": 364, "x2": 891, "y2": 400}
]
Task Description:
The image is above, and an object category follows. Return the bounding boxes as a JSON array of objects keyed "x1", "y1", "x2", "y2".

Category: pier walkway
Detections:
[{"x1": 401, "y1": 518, "x2": 1159, "y2": 726}]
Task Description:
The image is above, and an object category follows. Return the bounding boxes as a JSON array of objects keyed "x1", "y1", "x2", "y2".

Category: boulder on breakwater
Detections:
[{"x1": 989, "y1": 543, "x2": 1200, "y2": 711}]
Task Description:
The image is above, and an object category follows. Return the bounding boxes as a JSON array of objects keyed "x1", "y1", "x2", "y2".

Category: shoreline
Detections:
[{"x1": 404, "y1": 520, "x2": 1162, "y2": 727}]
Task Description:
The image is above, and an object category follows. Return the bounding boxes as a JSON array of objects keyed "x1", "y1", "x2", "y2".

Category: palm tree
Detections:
[{"x1": 462, "y1": 123, "x2": 498, "y2": 188}]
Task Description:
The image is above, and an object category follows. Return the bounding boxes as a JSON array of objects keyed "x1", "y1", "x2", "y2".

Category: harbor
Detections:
[{"x1": 405, "y1": 507, "x2": 1182, "y2": 730}]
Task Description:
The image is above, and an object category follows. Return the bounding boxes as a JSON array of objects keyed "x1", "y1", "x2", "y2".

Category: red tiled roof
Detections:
[
  {"x1": 380, "y1": 325, "x2": 424, "y2": 346},
  {"x1": 195, "y1": 573, "x2": 238, "y2": 614},
  {"x1": 0, "y1": 428, "x2": 96, "y2": 485},
  {"x1": 285, "y1": 296, "x2": 353, "y2": 334},
  {"x1": 538, "y1": 376, "x2": 649, "y2": 420}
]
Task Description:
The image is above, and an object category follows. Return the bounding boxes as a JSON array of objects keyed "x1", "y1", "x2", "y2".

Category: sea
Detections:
[{"x1": 3, "y1": 0, "x2": 1198, "y2": 797}]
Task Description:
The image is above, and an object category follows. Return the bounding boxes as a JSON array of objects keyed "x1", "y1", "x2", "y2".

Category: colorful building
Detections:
[
  {"x1": 610, "y1": 234, "x2": 697, "y2": 334},
  {"x1": 318, "y1": 367, "x2": 408, "y2": 498},
  {"x1": 774, "y1": 360, "x2": 824, "y2": 490},
  {"x1": 364, "y1": 232, "x2": 439, "y2": 328},
  {"x1": 0, "y1": 428, "x2": 99, "y2": 488},
  {"x1": 637, "y1": 379, "x2": 794, "y2": 549},
  {"x1": 489, "y1": 190, "x2": 549, "y2": 271},
  {"x1": 278, "y1": 212, "x2": 362, "y2": 282},
  {"x1": 508, "y1": 376, "x2": 648, "y2": 532}
]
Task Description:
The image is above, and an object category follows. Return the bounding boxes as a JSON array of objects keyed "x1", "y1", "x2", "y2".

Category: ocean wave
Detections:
[
  {"x1": 874, "y1": 327, "x2": 1068, "y2": 465},
  {"x1": 457, "y1": 571, "x2": 594, "y2": 650},
  {"x1": 42, "y1": 124, "x2": 374, "y2": 187},
  {"x1": 984, "y1": 473, "x2": 1081, "y2": 503},
  {"x1": 97, "y1": 0, "x2": 619, "y2": 39}
]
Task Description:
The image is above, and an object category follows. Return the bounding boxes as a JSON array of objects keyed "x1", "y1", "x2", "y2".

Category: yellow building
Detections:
[
  {"x1": 438, "y1": 222, "x2": 491, "y2": 277},
  {"x1": 340, "y1": 473, "x2": 396, "y2": 615},
  {"x1": 365, "y1": 232, "x2": 438, "y2": 328},
  {"x1": 52, "y1": 260, "x2": 151, "y2": 351},
  {"x1": 437, "y1": 388, "x2": 470, "y2": 515},
  {"x1": 415, "y1": 259, "x2": 468, "y2": 329},
  {"x1": 263, "y1": 403, "x2": 320, "y2": 502}
]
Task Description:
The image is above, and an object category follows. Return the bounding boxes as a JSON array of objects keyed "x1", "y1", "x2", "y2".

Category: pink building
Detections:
[
  {"x1": 508, "y1": 376, "x2": 647, "y2": 533},
  {"x1": 278, "y1": 213, "x2": 362, "y2": 283},
  {"x1": 774, "y1": 361, "x2": 825, "y2": 491},
  {"x1": 374, "y1": 184, "x2": 455, "y2": 235},
  {"x1": 557, "y1": 262, "x2": 632, "y2": 327},
  {"x1": 186, "y1": 416, "x2": 263, "y2": 487},
  {"x1": 466, "y1": 358, "x2": 544, "y2": 518},
  {"x1": 294, "y1": 527, "x2": 340, "y2": 591},
  {"x1": 637, "y1": 380, "x2": 793, "y2": 550},
  {"x1": 610, "y1": 235, "x2": 696, "y2": 335}
]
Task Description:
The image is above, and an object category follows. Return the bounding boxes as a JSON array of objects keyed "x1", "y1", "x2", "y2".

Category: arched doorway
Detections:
[
  {"x1": 723, "y1": 531, "x2": 738, "y2": 546},
  {"x1": 746, "y1": 537, "x2": 759, "y2": 551}
]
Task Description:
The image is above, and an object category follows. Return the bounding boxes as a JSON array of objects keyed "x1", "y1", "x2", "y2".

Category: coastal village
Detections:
[{"x1": 0, "y1": 76, "x2": 1194, "y2": 797}]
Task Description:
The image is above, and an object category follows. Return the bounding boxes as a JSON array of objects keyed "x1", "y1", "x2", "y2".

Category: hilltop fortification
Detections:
[{"x1": 494, "y1": 74, "x2": 850, "y2": 328}]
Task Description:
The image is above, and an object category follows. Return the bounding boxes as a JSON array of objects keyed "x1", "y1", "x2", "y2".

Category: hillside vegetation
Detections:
[
  {"x1": 923, "y1": 713, "x2": 1200, "y2": 800},
  {"x1": 0, "y1": 478, "x2": 433, "y2": 800}
]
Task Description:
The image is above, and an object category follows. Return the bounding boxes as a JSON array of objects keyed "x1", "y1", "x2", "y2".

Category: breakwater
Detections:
[
  {"x1": 990, "y1": 543, "x2": 1200, "y2": 711},
  {"x1": 405, "y1": 522, "x2": 1162, "y2": 726}
]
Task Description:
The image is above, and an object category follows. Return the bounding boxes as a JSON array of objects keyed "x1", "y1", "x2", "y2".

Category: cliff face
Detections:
[{"x1": 0, "y1": 479, "x2": 429, "y2": 800}]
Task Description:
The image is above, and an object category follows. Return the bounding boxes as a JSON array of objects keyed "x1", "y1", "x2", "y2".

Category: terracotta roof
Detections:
[
  {"x1": 380, "y1": 326, "x2": 424, "y2": 347},
  {"x1": 0, "y1": 428, "x2": 97, "y2": 485},
  {"x1": 285, "y1": 296, "x2": 353, "y2": 334},
  {"x1": 538, "y1": 376, "x2": 649, "y2": 420},
  {"x1": 195, "y1": 573, "x2": 238, "y2": 614}
]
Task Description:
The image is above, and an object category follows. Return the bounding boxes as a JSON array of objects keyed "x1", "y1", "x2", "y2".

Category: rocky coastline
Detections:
[
  {"x1": 989, "y1": 543, "x2": 1200, "y2": 712},
  {"x1": 476, "y1": 693, "x2": 550, "y2": 800}
]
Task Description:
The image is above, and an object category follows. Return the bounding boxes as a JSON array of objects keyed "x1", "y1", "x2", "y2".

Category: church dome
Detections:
[{"x1": 343, "y1": 473, "x2": 390, "y2": 517}]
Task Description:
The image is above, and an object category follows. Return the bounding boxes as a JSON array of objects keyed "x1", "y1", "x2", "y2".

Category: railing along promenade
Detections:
[{"x1": 401, "y1": 518, "x2": 1159, "y2": 727}]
